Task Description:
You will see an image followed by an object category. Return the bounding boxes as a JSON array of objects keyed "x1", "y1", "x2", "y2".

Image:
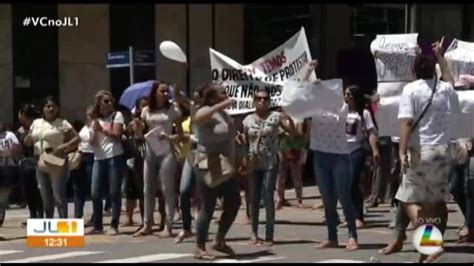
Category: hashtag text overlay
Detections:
[{"x1": 23, "y1": 17, "x2": 79, "y2": 27}]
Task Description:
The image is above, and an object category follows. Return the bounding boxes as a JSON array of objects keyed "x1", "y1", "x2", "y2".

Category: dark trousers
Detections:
[
  {"x1": 19, "y1": 159, "x2": 43, "y2": 218},
  {"x1": 195, "y1": 173, "x2": 240, "y2": 245},
  {"x1": 70, "y1": 153, "x2": 94, "y2": 218},
  {"x1": 372, "y1": 137, "x2": 392, "y2": 200},
  {"x1": 350, "y1": 148, "x2": 367, "y2": 221}
]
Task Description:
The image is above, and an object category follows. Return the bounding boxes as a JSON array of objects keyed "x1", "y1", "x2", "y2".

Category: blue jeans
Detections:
[
  {"x1": 350, "y1": 148, "x2": 367, "y2": 221},
  {"x1": 179, "y1": 159, "x2": 196, "y2": 231},
  {"x1": 313, "y1": 150, "x2": 357, "y2": 242},
  {"x1": 250, "y1": 164, "x2": 278, "y2": 240},
  {"x1": 91, "y1": 154, "x2": 126, "y2": 230},
  {"x1": 36, "y1": 162, "x2": 69, "y2": 218},
  {"x1": 451, "y1": 156, "x2": 474, "y2": 228},
  {"x1": 70, "y1": 152, "x2": 94, "y2": 218}
]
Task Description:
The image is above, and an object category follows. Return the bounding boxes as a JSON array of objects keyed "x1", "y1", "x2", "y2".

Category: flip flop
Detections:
[{"x1": 194, "y1": 250, "x2": 215, "y2": 260}]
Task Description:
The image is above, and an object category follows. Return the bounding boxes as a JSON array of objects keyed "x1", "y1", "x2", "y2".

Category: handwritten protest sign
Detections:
[
  {"x1": 281, "y1": 79, "x2": 345, "y2": 120},
  {"x1": 210, "y1": 27, "x2": 316, "y2": 115},
  {"x1": 370, "y1": 34, "x2": 418, "y2": 82},
  {"x1": 445, "y1": 39, "x2": 474, "y2": 86}
]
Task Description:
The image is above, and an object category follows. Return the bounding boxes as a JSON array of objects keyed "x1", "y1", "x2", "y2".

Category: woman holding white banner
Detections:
[
  {"x1": 242, "y1": 89, "x2": 298, "y2": 246},
  {"x1": 134, "y1": 81, "x2": 183, "y2": 238},
  {"x1": 283, "y1": 61, "x2": 360, "y2": 251}
]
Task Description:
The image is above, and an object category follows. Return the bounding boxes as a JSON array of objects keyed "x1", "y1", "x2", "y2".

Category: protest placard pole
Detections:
[
  {"x1": 410, "y1": 4, "x2": 417, "y2": 33},
  {"x1": 129, "y1": 46, "x2": 134, "y2": 86}
]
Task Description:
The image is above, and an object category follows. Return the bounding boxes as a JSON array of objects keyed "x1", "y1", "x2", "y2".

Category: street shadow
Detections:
[
  {"x1": 363, "y1": 213, "x2": 384, "y2": 218},
  {"x1": 1, "y1": 236, "x2": 27, "y2": 241},
  {"x1": 230, "y1": 250, "x2": 275, "y2": 260},
  {"x1": 362, "y1": 220, "x2": 391, "y2": 228},
  {"x1": 444, "y1": 245, "x2": 474, "y2": 254},
  {"x1": 272, "y1": 239, "x2": 315, "y2": 245},
  {"x1": 269, "y1": 220, "x2": 327, "y2": 226},
  {"x1": 357, "y1": 243, "x2": 389, "y2": 250}
]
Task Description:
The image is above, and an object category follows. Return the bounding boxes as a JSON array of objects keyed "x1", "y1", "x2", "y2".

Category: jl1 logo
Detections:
[
  {"x1": 27, "y1": 219, "x2": 83, "y2": 236},
  {"x1": 33, "y1": 220, "x2": 78, "y2": 234}
]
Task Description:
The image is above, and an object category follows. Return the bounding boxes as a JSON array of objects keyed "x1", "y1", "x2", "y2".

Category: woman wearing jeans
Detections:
[
  {"x1": 134, "y1": 82, "x2": 183, "y2": 238},
  {"x1": 87, "y1": 91, "x2": 126, "y2": 235},
  {"x1": 0, "y1": 121, "x2": 21, "y2": 227},
  {"x1": 303, "y1": 61, "x2": 359, "y2": 251},
  {"x1": 74, "y1": 106, "x2": 96, "y2": 220},
  {"x1": 25, "y1": 96, "x2": 79, "y2": 219},
  {"x1": 340, "y1": 85, "x2": 379, "y2": 229},
  {"x1": 17, "y1": 104, "x2": 43, "y2": 225},
  {"x1": 192, "y1": 83, "x2": 240, "y2": 260},
  {"x1": 243, "y1": 89, "x2": 297, "y2": 246}
]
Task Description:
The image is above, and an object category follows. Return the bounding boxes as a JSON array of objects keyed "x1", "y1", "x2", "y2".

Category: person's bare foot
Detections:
[
  {"x1": 174, "y1": 230, "x2": 193, "y2": 244},
  {"x1": 423, "y1": 249, "x2": 443, "y2": 263},
  {"x1": 276, "y1": 201, "x2": 284, "y2": 210},
  {"x1": 133, "y1": 226, "x2": 153, "y2": 237},
  {"x1": 296, "y1": 201, "x2": 304, "y2": 208},
  {"x1": 194, "y1": 247, "x2": 215, "y2": 260},
  {"x1": 379, "y1": 239, "x2": 404, "y2": 255},
  {"x1": 356, "y1": 220, "x2": 366, "y2": 229},
  {"x1": 249, "y1": 234, "x2": 262, "y2": 245},
  {"x1": 312, "y1": 203, "x2": 324, "y2": 210},
  {"x1": 338, "y1": 221, "x2": 348, "y2": 228},
  {"x1": 264, "y1": 239, "x2": 274, "y2": 246},
  {"x1": 406, "y1": 222, "x2": 417, "y2": 231},
  {"x1": 345, "y1": 238, "x2": 359, "y2": 251},
  {"x1": 315, "y1": 240, "x2": 338, "y2": 249},
  {"x1": 158, "y1": 226, "x2": 175, "y2": 238}
]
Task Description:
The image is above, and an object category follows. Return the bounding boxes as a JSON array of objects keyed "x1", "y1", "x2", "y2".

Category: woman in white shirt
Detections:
[
  {"x1": 24, "y1": 96, "x2": 79, "y2": 219},
  {"x1": 87, "y1": 91, "x2": 126, "y2": 236},
  {"x1": 0, "y1": 121, "x2": 21, "y2": 227},
  {"x1": 134, "y1": 82, "x2": 183, "y2": 238},
  {"x1": 397, "y1": 54, "x2": 461, "y2": 262},
  {"x1": 71, "y1": 106, "x2": 96, "y2": 221},
  {"x1": 342, "y1": 85, "x2": 379, "y2": 229}
]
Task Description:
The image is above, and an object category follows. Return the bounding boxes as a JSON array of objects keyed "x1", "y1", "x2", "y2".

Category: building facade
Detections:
[{"x1": 0, "y1": 4, "x2": 472, "y2": 124}]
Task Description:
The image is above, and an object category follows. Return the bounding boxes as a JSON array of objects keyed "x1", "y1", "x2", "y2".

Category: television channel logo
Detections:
[
  {"x1": 412, "y1": 224, "x2": 443, "y2": 255},
  {"x1": 27, "y1": 219, "x2": 84, "y2": 248}
]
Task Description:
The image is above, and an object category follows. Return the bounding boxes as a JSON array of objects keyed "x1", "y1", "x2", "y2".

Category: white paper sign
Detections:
[
  {"x1": 445, "y1": 39, "x2": 474, "y2": 86},
  {"x1": 144, "y1": 126, "x2": 170, "y2": 157},
  {"x1": 210, "y1": 27, "x2": 317, "y2": 115},
  {"x1": 370, "y1": 34, "x2": 418, "y2": 82},
  {"x1": 281, "y1": 79, "x2": 344, "y2": 120}
]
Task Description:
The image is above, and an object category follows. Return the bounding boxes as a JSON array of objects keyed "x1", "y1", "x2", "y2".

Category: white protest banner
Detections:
[
  {"x1": 210, "y1": 27, "x2": 316, "y2": 115},
  {"x1": 281, "y1": 79, "x2": 344, "y2": 120},
  {"x1": 370, "y1": 33, "x2": 418, "y2": 82},
  {"x1": 445, "y1": 39, "x2": 474, "y2": 86}
]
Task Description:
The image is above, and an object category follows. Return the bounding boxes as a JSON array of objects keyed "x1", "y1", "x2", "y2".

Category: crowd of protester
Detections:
[{"x1": 0, "y1": 39, "x2": 473, "y2": 263}]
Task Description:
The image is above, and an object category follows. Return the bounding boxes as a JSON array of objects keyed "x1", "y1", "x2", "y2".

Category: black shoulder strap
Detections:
[{"x1": 411, "y1": 77, "x2": 438, "y2": 133}]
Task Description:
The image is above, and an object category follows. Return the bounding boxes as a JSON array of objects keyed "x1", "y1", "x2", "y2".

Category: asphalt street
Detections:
[{"x1": 1, "y1": 186, "x2": 473, "y2": 263}]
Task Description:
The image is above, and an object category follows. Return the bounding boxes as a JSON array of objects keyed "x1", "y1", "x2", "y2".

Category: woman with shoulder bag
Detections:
[
  {"x1": 86, "y1": 91, "x2": 126, "y2": 235},
  {"x1": 243, "y1": 90, "x2": 298, "y2": 246},
  {"x1": 191, "y1": 82, "x2": 240, "y2": 260},
  {"x1": 24, "y1": 96, "x2": 79, "y2": 218}
]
